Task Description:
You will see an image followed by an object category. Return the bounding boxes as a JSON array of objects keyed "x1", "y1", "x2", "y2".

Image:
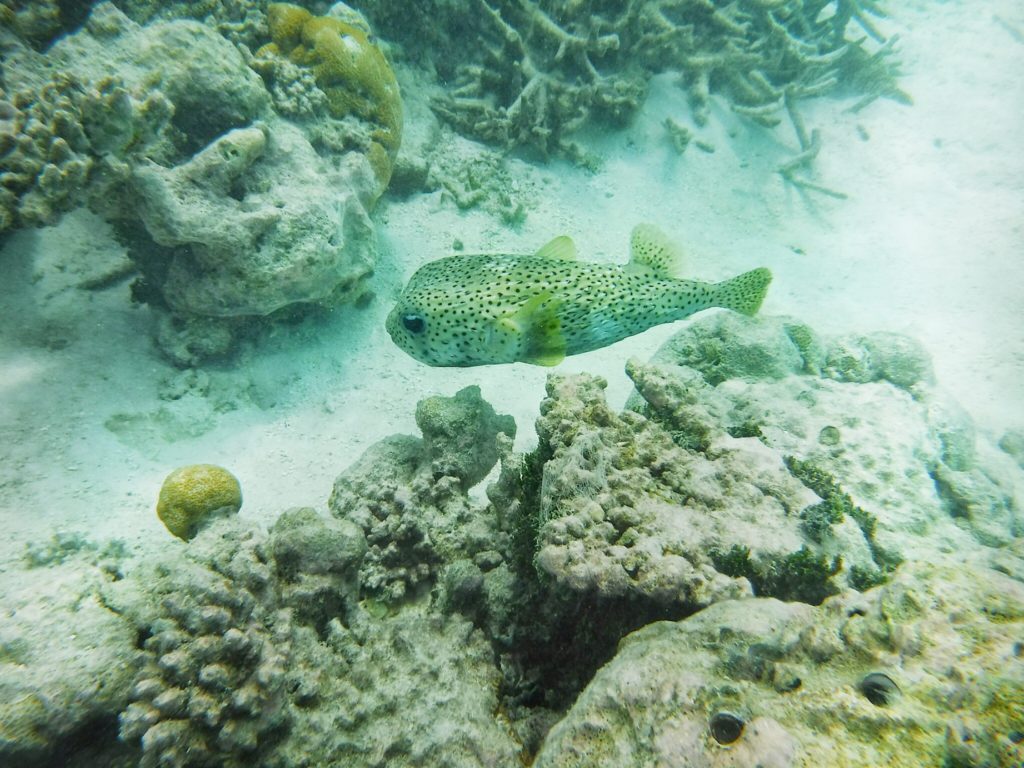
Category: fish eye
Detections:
[{"x1": 402, "y1": 313, "x2": 426, "y2": 334}]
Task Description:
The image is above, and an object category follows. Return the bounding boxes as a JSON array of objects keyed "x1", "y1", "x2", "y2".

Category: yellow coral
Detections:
[
  {"x1": 156, "y1": 464, "x2": 242, "y2": 540},
  {"x1": 263, "y1": 2, "x2": 403, "y2": 188},
  {"x1": 266, "y1": 3, "x2": 311, "y2": 51}
]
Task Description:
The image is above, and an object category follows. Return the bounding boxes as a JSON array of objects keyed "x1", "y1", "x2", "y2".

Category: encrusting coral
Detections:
[
  {"x1": 156, "y1": 464, "x2": 242, "y2": 540},
  {"x1": 255, "y1": 2, "x2": 402, "y2": 189}
]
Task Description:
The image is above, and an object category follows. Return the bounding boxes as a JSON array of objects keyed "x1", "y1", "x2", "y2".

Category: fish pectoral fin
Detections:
[
  {"x1": 629, "y1": 223, "x2": 686, "y2": 278},
  {"x1": 534, "y1": 235, "x2": 577, "y2": 261},
  {"x1": 501, "y1": 292, "x2": 566, "y2": 366}
]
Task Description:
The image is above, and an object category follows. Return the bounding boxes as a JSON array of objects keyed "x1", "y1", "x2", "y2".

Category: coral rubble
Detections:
[{"x1": 360, "y1": 0, "x2": 907, "y2": 166}]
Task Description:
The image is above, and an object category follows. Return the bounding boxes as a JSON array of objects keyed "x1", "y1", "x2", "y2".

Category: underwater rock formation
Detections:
[
  {"x1": 635, "y1": 313, "x2": 1021, "y2": 553},
  {"x1": 473, "y1": 312, "x2": 1023, "y2": 738},
  {"x1": 104, "y1": 509, "x2": 520, "y2": 767},
  {"x1": 1, "y1": 311, "x2": 1021, "y2": 765},
  {"x1": 535, "y1": 560, "x2": 1024, "y2": 767},
  {"x1": 500, "y1": 370, "x2": 842, "y2": 607},
  {"x1": 329, "y1": 384, "x2": 516, "y2": 604},
  {"x1": 0, "y1": 554, "x2": 140, "y2": 768},
  {"x1": 1, "y1": 2, "x2": 397, "y2": 360}
]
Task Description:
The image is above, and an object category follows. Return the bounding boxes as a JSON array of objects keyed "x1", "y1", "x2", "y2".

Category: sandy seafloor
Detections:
[{"x1": 0, "y1": 0, "x2": 1021, "y2": 568}]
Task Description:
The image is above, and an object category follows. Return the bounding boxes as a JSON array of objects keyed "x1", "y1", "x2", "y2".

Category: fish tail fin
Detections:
[{"x1": 713, "y1": 267, "x2": 772, "y2": 316}]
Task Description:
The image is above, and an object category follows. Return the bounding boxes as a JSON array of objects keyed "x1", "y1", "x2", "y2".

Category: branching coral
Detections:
[
  {"x1": 361, "y1": 0, "x2": 906, "y2": 174},
  {"x1": 429, "y1": 0, "x2": 647, "y2": 158}
]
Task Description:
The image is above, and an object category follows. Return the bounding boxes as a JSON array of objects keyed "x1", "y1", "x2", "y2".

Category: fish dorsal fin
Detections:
[
  {"x1": 627, "y1": 224, "x2": 685, "y2": 278},
  {"x1": 534, "y1": 235, "x2": 577, "y2": 261},
  {"x1": 499, "y1": 292, "x2": 566, "y2": 366}
]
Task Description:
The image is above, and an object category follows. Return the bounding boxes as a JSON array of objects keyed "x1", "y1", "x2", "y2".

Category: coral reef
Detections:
[
  {"x1": 105, "y1": 0, "x2": 267, "y2": 49},
  {"x1": 471, "y1": 312, "x2": 1022, "y2": 732},
  {"x1": 105, "y1": 508, "x2": 520, "y2": 767},
  {"x1": 129, "y1": 120, "x2": 378, "y2": 318},
  {"x1": 360, "y1": 0, "x2": 907, "y2": 167},
  {"x1": 2, "y1": 2, "x2": 394, "y2": 360},
  {"x1": 386, "y1": 73, "x2": 540, "y2": 224},
  {"x1": 535, "y1": 561, "x2": 1024, "y2": 767},
  {"x1": 1, "y1": 314, "x2": 1021, "y2": 765},
  {"x1": 112, "y1": 520, "x2": 290, "y2": 768},
  {"x1": 415, "y1": 384, "x2": 518, "y2": 488},
  {"x1": 254, "y1": 2, "x2": 402, "y2": 190},
  {"x1": 0, "y1": 70, "x2": 174, "y2": 233},
  {"x1": 425, "y1": 0, "x2": 646, "y2": 159},
  {"x1": 328, "y1": 385, "x2": 515, "y2": 603},
  {"x1": 498, "y1": 370, "x2": 848, "y2": 607},
  {"x1": 634, "y1": 313, "x2": 1020, "y2": 552},
  {"x1": 0, "y1": 0, "x2": 96, "y2": 48},
  {"x1": 156, "y1": 464, "x2": 242, "y2": 540}
]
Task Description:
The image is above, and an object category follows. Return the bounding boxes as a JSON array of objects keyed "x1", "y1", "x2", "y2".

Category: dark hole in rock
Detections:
[
  {"x1": 709, "y1": 711, "x2": 745, "y2": 745},
  {"x1": 859, "y1": 671, "x2": 900, "y2": 706}
]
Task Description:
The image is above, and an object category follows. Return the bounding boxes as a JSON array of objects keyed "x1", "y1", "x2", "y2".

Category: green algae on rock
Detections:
[{"x1": 533, "y1": 562, "x2": 1024, "y2": 768}]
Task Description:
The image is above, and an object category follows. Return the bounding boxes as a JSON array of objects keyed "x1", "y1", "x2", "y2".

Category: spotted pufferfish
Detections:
[{"x1": 386, "y1": 224, "x2": 772, "y2": 367}]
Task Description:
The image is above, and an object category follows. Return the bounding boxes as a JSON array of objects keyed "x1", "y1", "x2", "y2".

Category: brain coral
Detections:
[{"x1": 156, "y1": 464, "x2": 242, "y2": 541}]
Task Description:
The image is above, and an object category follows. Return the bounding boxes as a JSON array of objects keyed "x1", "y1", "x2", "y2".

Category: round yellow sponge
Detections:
[{"x1": 156, "y1": 464, "x2": 242, "y2": 540}]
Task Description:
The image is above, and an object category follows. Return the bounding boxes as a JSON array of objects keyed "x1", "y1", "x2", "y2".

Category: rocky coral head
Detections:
[{"x1": 415, "y1": 384, "x2": 516, "y2": 489}]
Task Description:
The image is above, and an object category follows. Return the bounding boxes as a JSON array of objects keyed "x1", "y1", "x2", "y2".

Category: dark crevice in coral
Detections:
[
  {"x1": 52, "y1": 0, "x2": 96, "y2": 43},
  {"x1": 496, "y1": 588, "x2": 694, "y2": 714},
  {"x1": 929, "y1": 466, "x2": 970, "y2": 519},
  {"x1": 41, "y1": 712, "x2": 138, "y2": 768},
  {"x1": 132, "y1": 633, "x2": 150, "y2": 655}
]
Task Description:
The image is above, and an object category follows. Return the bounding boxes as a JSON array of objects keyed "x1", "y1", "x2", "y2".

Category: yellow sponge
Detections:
[{"x1": 156, "y1": 464, "x2": 242, "y2": 540}]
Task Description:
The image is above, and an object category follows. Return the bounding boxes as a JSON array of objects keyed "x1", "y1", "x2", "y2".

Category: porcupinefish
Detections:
[{"x1": 386, "y1": 224, "x2": 772, "y2": 367}]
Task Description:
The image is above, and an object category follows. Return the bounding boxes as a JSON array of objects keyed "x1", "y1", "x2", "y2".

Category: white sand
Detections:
[{"x1": 0, "y1": 0, "x2": 1021, "y2": 565}]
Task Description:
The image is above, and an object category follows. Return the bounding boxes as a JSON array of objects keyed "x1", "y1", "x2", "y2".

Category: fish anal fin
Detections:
[
  {"x1": 629, "y1": 224, "x2": 685, "y2": 278},
  {"x1": 535, "y1": 235, "x2": 577, "y2": 261},
  {"x1": 502, "y1": 292, "x2": 566, "y2": 366}
]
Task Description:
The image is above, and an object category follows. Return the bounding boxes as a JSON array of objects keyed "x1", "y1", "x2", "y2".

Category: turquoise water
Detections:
[{"x1": 1, "y1": 2, "x2": 1022, "y2": 766}]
